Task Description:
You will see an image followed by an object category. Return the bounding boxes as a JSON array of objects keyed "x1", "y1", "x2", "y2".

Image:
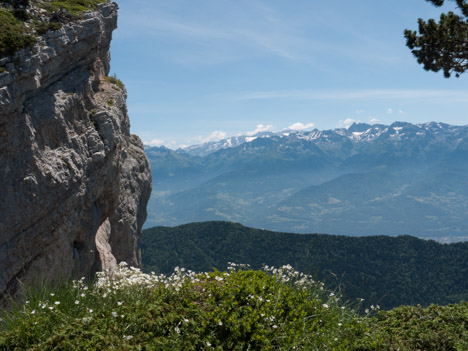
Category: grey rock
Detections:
[{"x1": 0, "y1": 3, "x2": 152, "y2": 302}]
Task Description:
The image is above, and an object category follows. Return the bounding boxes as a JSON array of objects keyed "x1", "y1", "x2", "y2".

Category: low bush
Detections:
[
  {"x1": 0, "y1": 263, "x2": 368, "y2": 350},
  {"x1": 0, "y1": 8, "x2": 35, "y2": 57},
  {"x1": 357, "y1": 302, "x2": 468, "y2": 351},
  {"x1": 0, "y1": 0, "x2": 108, "y2": 58},
  {"x1": 36, "y1": 21, "x2": 63, "y2": 35}
]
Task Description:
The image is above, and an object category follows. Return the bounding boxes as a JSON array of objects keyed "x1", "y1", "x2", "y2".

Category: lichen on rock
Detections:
[{"x1": 0, "y1": 2, "x2": 152, "y2": 302}]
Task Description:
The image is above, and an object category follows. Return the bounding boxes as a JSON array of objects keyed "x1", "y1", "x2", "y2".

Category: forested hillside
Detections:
[{"x1": 141, "y1": 221, "x2": 468, "y2": 310}]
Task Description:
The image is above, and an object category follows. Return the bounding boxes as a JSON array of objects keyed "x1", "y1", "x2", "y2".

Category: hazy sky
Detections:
[{"x1": 110, "y1": 0, "x2": 468, "y2": 148}]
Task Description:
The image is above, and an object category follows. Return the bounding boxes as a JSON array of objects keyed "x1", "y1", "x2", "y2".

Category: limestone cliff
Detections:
[{"x1": 0, "y1": 2, "x2": 152, "y2": 301}]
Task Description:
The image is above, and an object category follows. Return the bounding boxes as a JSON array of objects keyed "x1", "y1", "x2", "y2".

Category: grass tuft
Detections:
[{"x1": 104, "y1": 73, "x2": 125, "y2": 90}]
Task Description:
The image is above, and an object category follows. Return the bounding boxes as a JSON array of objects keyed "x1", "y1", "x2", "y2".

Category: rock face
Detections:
[{"x1": 0, "y1": 3, "x2": 152, "y2": 301}]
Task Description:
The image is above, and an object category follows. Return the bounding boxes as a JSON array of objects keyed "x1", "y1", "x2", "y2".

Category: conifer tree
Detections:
[{"x1": 404, "y1": 0, "x2": 468, "y2": 77}]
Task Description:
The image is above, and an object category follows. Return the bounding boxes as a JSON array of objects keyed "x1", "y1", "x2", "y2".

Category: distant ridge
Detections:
[
  {"x1": 145, "y1": 122, "x2": 468, "y2": 241},
  {"x1": 141, "y1": 221, "x2": 468, "y2": 310},
  {"x1": 148, "y1": 121, "x2": 466, "y2": 157}
]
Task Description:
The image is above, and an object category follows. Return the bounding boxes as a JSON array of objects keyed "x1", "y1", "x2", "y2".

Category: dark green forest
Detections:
[{"x1": 141, "y1": 221, "x2": 468, "y2": 310}]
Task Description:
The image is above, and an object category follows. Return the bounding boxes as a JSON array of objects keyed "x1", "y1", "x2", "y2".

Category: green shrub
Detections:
[
  {"x1": 0, "y1": 264, "x2": 369, "y2": 350},
  {"x1": 13, "y1": 8, "x2": 30, "y2": 21},
  {"x1": 0, "y1": 8, "x2": 35, "y2": 57},
  {"x1": 3, "y1": 263, "x2": 465, "y2": 350},
  {"x1": 0, "y1": 67, "x2": 5, "y2": 73},
  {"x1": 0, "y1": 0, "x2": 108, "y2": 57},
  {"x1": 357, "y1": 303, "x2": 468, "y2": 350},
  {"x1": 36, "y1": 21, "x2": 62, "y2": 35}
]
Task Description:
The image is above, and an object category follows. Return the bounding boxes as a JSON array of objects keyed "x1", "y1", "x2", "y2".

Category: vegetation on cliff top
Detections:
[
  {"x1": 1, "y1": 263, "x2": 467, "y2": 350},
  {"x1": 0, "y1": 0, "x2": 107, "y2": 59},
  {"x1": 0, "y1": 7, "x2": 35, "y2": 57}
]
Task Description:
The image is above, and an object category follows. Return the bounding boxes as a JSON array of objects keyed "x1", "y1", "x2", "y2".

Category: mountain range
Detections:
[{"x1": 144, "y1": 121, "x2": 468, "y2": 241}]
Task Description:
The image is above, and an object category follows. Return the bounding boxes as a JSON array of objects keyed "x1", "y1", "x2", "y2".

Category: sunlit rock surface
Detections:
[{"x1": 0, "y1": 3, "x2": 151, "y2": 301}]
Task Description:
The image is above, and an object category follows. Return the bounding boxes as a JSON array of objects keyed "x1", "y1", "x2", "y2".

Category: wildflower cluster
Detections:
[{"x1": 0, "y1": 262, "x2": 369, "y2": 350}]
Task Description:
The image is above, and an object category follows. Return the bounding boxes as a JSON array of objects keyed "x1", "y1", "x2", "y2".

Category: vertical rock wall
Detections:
[{"x1": 0, "y1": 2, "x2": 152, "y2": 301}]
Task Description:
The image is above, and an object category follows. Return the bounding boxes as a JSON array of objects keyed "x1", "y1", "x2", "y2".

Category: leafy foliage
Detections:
[
  {"x1": 1, "y1": 263, "x2": 467, "y2": 350},
  {"x1": 141, "y1": 221, "x2": 468, "y2": 310},
  {"x1": 404, "y1": 0, "x2": 468, "y2": 77},
  {"x1": 357, "y1": 302, "x2": 468, "y2": 350},
  {"x1": 0, "y1": 263, "x2": 369, "y2": 350},
  {"x1": 0, "y1": 8, "x2": 35, "y2": 56},
  {"x1": 35, "y1": 21, "x2": 62, "y2": 35},
  {"x1": 0, "y1": 0, "x2": 107, "y2": 58}
]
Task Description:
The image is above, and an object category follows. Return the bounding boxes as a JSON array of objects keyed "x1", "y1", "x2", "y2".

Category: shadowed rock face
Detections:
[{"x1": 0, "y1": 3, "x2": 152, "y2": 302}]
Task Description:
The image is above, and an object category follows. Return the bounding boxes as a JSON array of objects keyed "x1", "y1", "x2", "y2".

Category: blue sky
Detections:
[{"x1": 111, "y1": 0, "x2": 468, "y2": 148}]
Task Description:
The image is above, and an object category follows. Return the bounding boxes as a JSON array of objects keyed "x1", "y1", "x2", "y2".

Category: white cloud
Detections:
[
  {"x1": 146, "y1": 139, "x2": 166, "y2": 147},
  {"x1": 198, "y1": 130, "x2": 227, "y2": 143},
  {"x1": 286, "y1": 122, "x2": 315, "y2": 131},
  {"x1": 246, "y1": 124, "x2": 274, "y2": 136},
  {"x1": 398, "y1": 110, "x2": 405, "y2": 114},
  {"x1": 355, "y1": 109, "x2": 364, "y2": 115},
  {"x1": 337, "y1": 118, "x2": 355, "y2": 128},
  {"x1": 386, "y1": 108, "x2": 393, "y2": 114},
  {"x1": 369, "y1": 118, "x2": 379, "y2": 124}
]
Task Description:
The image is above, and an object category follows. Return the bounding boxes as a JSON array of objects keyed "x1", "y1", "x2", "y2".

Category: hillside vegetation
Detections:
[
  {"x1": 1, "y1": 263, "x2": 467, "y2": 350},
  {"x1": 141, "y1": 221, "x2": 468, "y2": 310},
  {"x1": 0, "y1": 0, "x2": 106, "y2": 58}
]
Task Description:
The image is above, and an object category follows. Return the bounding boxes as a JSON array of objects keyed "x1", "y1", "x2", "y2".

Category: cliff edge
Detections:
[{"x1": 0, "y1": 2, "x2": 152, "y2": 301}]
